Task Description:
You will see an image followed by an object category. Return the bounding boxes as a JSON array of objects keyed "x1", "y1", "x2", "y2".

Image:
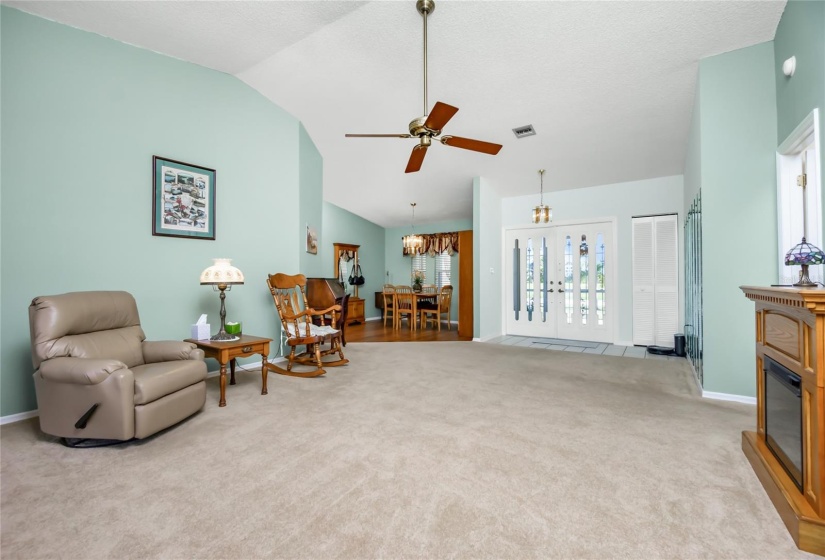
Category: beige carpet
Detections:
[{"x1": 0, "y1": 342, "x2": 817, "y2": 559}]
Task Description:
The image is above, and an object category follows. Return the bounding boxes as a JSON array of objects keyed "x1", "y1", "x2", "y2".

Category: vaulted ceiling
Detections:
[{"x1": 5, "y1": 0, "x2": 786, "y2": 227}]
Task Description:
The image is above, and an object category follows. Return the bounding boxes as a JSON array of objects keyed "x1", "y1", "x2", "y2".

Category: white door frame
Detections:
[
  {"x1": 776, "y1": 108, "x2": 822, "y2": 284},
  {"x1": 501, "y1": 217, "x2": 618, "y2": 343}
]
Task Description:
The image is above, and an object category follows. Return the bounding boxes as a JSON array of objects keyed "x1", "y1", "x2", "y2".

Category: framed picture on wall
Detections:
[
  {"x1": 152, "y1": 155, "x2": 216, "y2": 240},
  {"x1": 306, "y1": 225, "x2": 318, "y2": 254}
]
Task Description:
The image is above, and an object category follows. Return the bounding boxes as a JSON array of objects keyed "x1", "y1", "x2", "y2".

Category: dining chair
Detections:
[
  {"x1": 394, "y1": 285, "x2": 414, "y2": 330},
  {"x1": 420, "y1": 285, "x2": 453, "y2": 331},
  {"x1": 382, "y1": 284, "x2": 396, "y2": 328},
  {"x1": 420, "y1": 284, "x2": 438, "y2": 317}
]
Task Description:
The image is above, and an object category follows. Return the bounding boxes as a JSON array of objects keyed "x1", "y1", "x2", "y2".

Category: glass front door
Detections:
[
  {"x1": 505, "y1": 221, "x2": 614, "y2": 343},
  {"x1": 505, "y1": 228, "x2": 559, "y2": 338}
]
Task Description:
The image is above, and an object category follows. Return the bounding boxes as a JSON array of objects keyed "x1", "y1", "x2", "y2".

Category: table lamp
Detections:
[
  {"x1": 200, "y1": 258, "x2": 244, "y2": 340},
  {"x1": 785, "y1": 238, "x2": 825, "y2": 287}
]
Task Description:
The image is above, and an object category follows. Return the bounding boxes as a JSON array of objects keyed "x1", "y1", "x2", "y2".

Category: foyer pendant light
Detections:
[
  {"x1": 403, "y1": 202, "x2": 424, "y2": 253},
  {"x1": 532, "y1": 169, "x2": 552, "y2": 224}
]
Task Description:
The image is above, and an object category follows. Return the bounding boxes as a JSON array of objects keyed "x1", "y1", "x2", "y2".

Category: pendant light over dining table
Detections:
[
  {"x1": 403, "y1": 202, "x2": 423, "y2": 253},
  {"x1": 532, "y1": 169, "x2": 552, "y2": 224}
]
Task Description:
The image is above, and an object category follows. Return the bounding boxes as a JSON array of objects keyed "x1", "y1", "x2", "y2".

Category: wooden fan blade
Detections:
[
  {"x1": 405, "y1": 145, "x2": 428, "y2": 173},
  {"x1": 424, "y1": 102, "x2": 459, "y2": 131},
  {"x1": 346, "y1": 134, "x2": 413, "y2": 138},
  {"x1": 441, "y1": 135, "x2": 502, "y2": 155}
]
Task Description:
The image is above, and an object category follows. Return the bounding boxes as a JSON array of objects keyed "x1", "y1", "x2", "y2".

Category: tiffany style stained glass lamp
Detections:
[{"x1": 785, "y1": 237, "x2": 825, "y2": 287}]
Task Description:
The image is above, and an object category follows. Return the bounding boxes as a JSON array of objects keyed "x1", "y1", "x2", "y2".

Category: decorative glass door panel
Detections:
[
  {"x1": 555, "y1": 223, "x2": 613, "y2": 342},
  {"x1": 505, "y1": 228, "x2": 558, "y2": 337},
  {"x1": 506, "y1": 222, "x2": 614, "y2": 343}
]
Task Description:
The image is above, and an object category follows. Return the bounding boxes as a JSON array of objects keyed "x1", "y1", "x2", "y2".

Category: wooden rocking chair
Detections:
[{"x1": 266, "y1": 273, "x2": 348, "y2": 378}]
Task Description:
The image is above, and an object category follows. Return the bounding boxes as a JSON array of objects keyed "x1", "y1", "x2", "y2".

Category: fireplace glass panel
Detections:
[{"x1": 764, "y1": 356, "x2": 803, "y2": 491}]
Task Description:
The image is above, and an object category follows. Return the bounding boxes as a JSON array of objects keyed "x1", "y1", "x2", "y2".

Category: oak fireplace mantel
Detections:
[{"x1": 741, "y1": 285, "x2": 825, "y2": 555}]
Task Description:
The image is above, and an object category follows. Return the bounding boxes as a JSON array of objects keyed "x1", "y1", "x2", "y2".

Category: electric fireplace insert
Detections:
[{"x1": 763, "y1": 356, "x2": 803, "y2": 491}]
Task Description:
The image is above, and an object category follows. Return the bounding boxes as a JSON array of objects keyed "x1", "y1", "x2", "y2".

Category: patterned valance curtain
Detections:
[{"x1": 401, "y1": 232, "x2": 459, "y2": 256}]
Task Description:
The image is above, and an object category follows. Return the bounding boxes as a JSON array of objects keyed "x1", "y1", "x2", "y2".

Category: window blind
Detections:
[
  {"x1": 411, "y1": 254, "x2": 427, "y2": 284},
  {"x1": 435, "y1": 252, "x2": 451, "y2": 289}
]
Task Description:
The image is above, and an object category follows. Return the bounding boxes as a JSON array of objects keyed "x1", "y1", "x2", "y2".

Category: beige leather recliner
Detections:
[{"x1": 29, "y1": 291, "x2": 207, "y2": 445}]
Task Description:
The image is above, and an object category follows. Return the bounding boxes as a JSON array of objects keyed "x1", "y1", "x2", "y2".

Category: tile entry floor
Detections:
[{"x1": 485, "y1": 335, "x2": 686, "y2": 361}]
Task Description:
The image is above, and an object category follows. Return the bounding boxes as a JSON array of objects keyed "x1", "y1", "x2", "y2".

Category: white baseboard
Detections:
[
  {"x1": 702, "y1": 390, "x2": 757, "y2": 405},
  {"x1": 683, "y1": 358, "x2": 756, "y2": 405},
  {"x1": 365, "y1": 316, "x2": 381, "y2": 322},
  {"x1": 1, "y1": 409, "x2": 38, "y2": 425},
  {"x1": 615, "y1": 340, "x2": 634, "y2": 347},
  {"x1": 476, "y1": 333, "x2": 502, "y2": 342}
]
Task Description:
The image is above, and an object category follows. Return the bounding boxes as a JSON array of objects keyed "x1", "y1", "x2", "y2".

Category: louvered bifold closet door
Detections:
[
  {"x1": 632, "y1": 218, "x2": 655, "y2": 346},
  {"x1": 653, "y1": 215, "x2": 679, "y2": 346}
]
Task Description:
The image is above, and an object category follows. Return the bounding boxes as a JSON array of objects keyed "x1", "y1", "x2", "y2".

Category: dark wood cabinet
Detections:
[
  {"x1": 333, "y1": 243, "x2": 365, "y2": 326},
  {"x1": 347, "y1": 297, "x2": 364, "y2": 325}
]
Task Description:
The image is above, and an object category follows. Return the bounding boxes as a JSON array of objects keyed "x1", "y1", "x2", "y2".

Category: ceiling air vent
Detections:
[{"x1": 512, "y1": 125, "x2": 536, "y2": 139}]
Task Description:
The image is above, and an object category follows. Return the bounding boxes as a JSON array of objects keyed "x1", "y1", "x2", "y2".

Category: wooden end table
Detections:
[{"x1": 185, "y1": 334, "x2": 272, "y2": 407}]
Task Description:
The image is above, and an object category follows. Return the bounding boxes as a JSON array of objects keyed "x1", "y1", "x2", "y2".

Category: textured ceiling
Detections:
[{"x1": 5, "y1": 0, "x2": 786, "y2": 228}]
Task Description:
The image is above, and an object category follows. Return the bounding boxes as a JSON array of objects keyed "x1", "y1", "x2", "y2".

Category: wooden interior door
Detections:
[{"x1": 458, "y1": 230, "x2": 473, "y2": 338}]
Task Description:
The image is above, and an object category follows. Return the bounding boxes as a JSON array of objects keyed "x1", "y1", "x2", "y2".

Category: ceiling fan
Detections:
[{"x1": 345, "y1": 0, "x2": 502, "y2": 173}]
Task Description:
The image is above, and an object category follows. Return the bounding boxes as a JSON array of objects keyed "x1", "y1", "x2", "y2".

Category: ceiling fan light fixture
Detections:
[
  {"x1": 531, "y1": 169, "x2": 552, "y2": 224},
  {"x1": 344, "y1": 0, "x2": 502, "y2": 173}
]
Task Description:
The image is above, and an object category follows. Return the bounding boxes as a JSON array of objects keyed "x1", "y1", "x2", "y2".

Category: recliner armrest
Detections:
[
  {"x1": 143, "y1": 341, "x2": 204, "y2": 363},
  {"x1": 39, "y1": 357, "x2": 128, "y2": 385}
]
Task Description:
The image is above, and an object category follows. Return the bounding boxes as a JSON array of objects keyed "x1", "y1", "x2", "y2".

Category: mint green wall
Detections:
[
  {"x1": 299, "y1": 123, "x2": 325, "y2": 278},
  {"x1": 501, "y1": 175, "x2": 684, "y2": 345},
  {"x1": 473, "y1": 177, "x2": 502, "y2": 340},
  {"x1": 0, "y1": 8, "x2": 312, "y2": 416},
  {"x1": 774, "y1": 0, "x2": 825, "y2": 219},
  {"x1": 699, "y1": 42, "x2": 778, "y2": 397},
  {"x1": 384, "y1": 218, "x2": 471, "y2": 323},
  {"x1": 684, "y1": 79, "x2": 702, "y2": 209},
  {"x1": 322, "y1": 202, "x2": 385, "y2": 319}
]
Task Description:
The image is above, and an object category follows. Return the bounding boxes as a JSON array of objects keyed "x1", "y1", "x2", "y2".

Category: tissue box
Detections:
[{"x1": 191, "y1": 323, "x2": 211, "y2": 340}]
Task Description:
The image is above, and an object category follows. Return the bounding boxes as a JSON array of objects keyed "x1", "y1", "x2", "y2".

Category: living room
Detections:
[{"x1": 1, "y1": 1, "x2": 823, "y2": 557}]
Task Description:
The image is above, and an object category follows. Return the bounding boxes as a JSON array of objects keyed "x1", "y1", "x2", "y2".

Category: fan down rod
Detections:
[{"x1": 417, "y1": 0, "x2": 435, "y2": 117}]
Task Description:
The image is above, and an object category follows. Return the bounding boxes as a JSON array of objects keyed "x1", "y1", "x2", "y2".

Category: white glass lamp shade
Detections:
[
  {"x1": 199, "y1": 258, "x2": 245, "y2": 285},
  {"x1": 532, "y1": 205, "x2": 552, "y2": 224}
]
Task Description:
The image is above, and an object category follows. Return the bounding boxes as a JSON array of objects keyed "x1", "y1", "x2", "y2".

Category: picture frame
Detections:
[
  {"x1": 152, "y1": 156, "x2": 216, "y2": 240},
  {"x1": 306, "y1": 225, "x2": 318, "y2": 254}
]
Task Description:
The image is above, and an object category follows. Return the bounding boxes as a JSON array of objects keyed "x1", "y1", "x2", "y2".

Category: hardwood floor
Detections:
[{"x1": 345, "y1": 318, "x2": 472, "y2": 343}]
